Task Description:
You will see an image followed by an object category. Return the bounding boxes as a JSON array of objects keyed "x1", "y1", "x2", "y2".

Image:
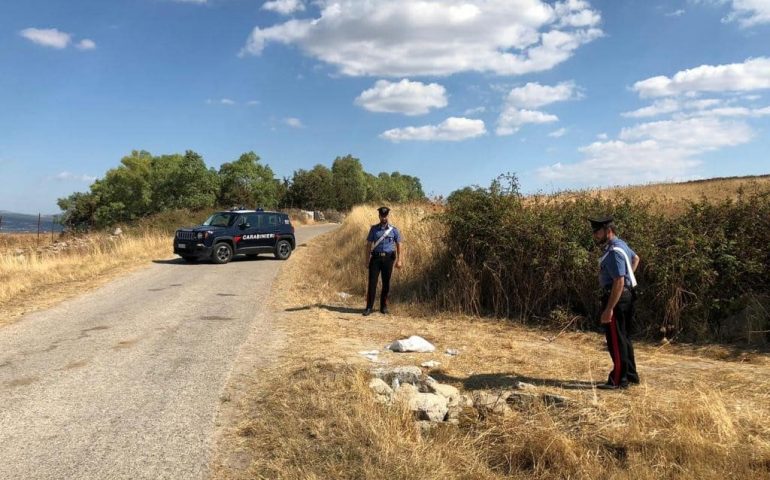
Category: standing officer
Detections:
[
  {"x1": 363, "y1": 206, "x2": 403, "y2": 316},
  {"x1": 589, "y1": 216, "x2": 641, "y2": 389}
]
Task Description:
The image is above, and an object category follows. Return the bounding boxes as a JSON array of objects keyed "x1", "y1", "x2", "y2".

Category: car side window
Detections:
[
  {"x1": 268, "y1": 215, "x2": 279, "y2": 227},
  {"x1": 246, "y1": 213, "x2": 261, "y2": 228}
]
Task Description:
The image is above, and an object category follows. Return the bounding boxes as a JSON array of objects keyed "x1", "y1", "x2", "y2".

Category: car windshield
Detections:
[{"x1": 203, "y1": 212, "x2": 237, "y2": 227}]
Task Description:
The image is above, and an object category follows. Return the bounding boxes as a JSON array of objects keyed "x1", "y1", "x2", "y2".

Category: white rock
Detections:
[
  {"x1": 373, "y1": 366, "x2": 424, "y2": 386},
  {"x1": 428, "y1": 383, "x2": 461, "y2": 407},
  {"x1": 472, "y1": 391, "x2": 512, "y2": 416},
  {"x1": 359, "y1": 350, "x2": 381, "y2": 362},
  {"x1": 421, "y1": 360, "x2": 441, "y2": 368},
  {"x1": 337, "y1": 292, "x2": 352, "y2": 300},
  {"x1": 516, "y1": 381, "x2": 535, "y2": 389},
  {"x1": 406, "y1": 392, "x2": 449, "y2": 422},
  {"x1": 369, "y1": 378, "x2": 394, "y2": 404},
  {"x1": 112, "y1": 227, "x2": 123, "y2": 236},
  {"x1": 388, "y1": 335, "x2": 435, "y2": 353},
  {"x1": 369, "y1": 378, "x2": 393, "y2": 396},
  {"x1": 445, "y1": 348, "x2": 459, "y2": 356}
]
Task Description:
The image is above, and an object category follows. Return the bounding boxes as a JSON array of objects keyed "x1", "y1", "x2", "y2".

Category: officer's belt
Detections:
[{"x1": 371, "y1": 251, "x2": 394, "y2": 257}]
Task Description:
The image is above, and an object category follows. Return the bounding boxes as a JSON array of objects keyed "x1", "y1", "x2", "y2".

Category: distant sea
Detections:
[{"x1": 0, "y1": 212, "x2": 64, "y2": 233}]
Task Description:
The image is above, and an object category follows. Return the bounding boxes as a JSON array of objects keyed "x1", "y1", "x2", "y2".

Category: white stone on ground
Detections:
[{"x1": 387, "y1": 336, "x2": 435, "y2": 353}]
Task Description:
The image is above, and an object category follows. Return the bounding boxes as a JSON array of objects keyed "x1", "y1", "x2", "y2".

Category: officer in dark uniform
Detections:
[
  {"x1": 589, "y1": 216, "x2": 641, "y2": 389},
  {"x1": 363, "y1": 206, "x2": 403, "y2": 316}
]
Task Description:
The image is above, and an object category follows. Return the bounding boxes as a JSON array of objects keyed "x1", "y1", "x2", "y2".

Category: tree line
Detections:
[{"x1": 57, "y1": 150, "x2": 425, "y2": 228}]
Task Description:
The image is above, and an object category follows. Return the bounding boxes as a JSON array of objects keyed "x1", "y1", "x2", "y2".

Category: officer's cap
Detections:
[
  {"x1": 377, "y1": 206, "x2": 390, "y2": 216},
  {"x1": 588, "y1": 215, "x2": 613, "y2": 232}
]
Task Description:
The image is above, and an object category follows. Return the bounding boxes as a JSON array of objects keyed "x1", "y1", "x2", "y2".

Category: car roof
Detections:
[{"x1": 219, "y1": 210, "x2": 285, "y2": 215}]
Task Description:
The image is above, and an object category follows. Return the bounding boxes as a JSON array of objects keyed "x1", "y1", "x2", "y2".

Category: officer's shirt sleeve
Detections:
[
  {"x1": 393, "y1": 227, "x2": 402, "y2": 243},
  {"x1": 606, "y1": 250, "x2": 627, "y2": 280},
  {"x1": 366, "y1": 226, "x2": 376, "y2": 242}
]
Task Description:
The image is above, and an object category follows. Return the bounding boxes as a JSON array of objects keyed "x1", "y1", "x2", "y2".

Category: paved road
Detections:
[{"x1": 0, "y1": 224, "x2": 336, "y2": 480}]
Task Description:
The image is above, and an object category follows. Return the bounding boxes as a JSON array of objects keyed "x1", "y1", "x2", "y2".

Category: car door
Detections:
[
  {"x1": 256, "y1": 213, "x2": 279, "y2": 249},
  {"x1": 236, "y1": 213, "x2": 262, "y2": 252}
]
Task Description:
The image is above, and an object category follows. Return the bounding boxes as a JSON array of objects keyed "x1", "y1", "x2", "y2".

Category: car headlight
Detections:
[{"x1": 196, "y1": 232, "x2": 204, "y2": 240}]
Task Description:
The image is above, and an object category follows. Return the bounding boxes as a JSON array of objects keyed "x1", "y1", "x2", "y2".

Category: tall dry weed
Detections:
[{"x1": 0, "y1": 232, "x2": 169, "y2": 323}]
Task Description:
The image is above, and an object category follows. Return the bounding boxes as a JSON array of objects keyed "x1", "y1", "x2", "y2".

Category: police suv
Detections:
[{"x1": 173, "y1": 209, "x2": 295, "y2": 264}]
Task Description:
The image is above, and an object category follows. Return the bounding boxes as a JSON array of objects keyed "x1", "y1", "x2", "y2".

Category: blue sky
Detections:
[{"x1": 1, "y1": 0, "x2": 769, "y2": 214}]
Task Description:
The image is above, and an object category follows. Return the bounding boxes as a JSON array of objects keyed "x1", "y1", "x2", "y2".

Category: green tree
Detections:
[
  {"x1": 151, "y1": 150, "x2": 219, "y2": 211},
  {"x1": 331, "y1": 155, "x2": 367, "y2": 210},
  {"x1": 287, "y1": 164, "x2": 335, "y2": 209},
  {"x1": 90, "y1": 150, "x2": 154, "y2": 226},
  {"x1": 57, "y1": 191, "x2": 100, "y2": 229},
  {"x1": 218, "y1": 152, "x2": 278, "y2": 208}
]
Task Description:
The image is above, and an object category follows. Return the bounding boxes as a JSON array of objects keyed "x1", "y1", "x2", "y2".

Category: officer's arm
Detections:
[
  {"x1": 631, "y1": 254, "x2": 640, "y2": 272},
  {"x1": 396, "y1": 241, "x2": 403, "y2": 268},
  {"x1": 365, "y1": 241, "x2": 372, "y2": 265}
]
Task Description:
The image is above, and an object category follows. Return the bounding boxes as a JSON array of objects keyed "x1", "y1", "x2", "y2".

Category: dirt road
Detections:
[{"x1": 0, "y1": 224, "x2": 336, "y2": 480}]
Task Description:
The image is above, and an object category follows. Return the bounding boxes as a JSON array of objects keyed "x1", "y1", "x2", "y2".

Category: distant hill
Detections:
[{"x1": 0, "y1": 211, "x2": 63, "y2": 233}]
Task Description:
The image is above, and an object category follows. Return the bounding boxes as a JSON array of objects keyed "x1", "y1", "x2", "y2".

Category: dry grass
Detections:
[
  {"x1": 537, "y1": 175, "x2": 770, "y2": 215},
  {"x1": 216, "y1": 203, "x2": 770, "y2": 480},
  {"x1": 0, "y1": 232, "x2": 170, "y2": 325}
]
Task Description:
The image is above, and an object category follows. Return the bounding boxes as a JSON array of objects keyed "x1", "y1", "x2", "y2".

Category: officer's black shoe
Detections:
[
  {"x1": 380, "y1": 307, "x2": 389, "y2": 314},
  {"x1": 362, "y1": 309, "x2": 373, "y2": 316},
  {"x1": 596, "y1": 382, "x2": 629, "y2": 390}
]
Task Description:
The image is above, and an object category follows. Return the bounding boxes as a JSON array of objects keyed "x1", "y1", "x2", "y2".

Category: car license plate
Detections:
[{"x1": 178, "y1": 243, "x2": 186, "y2": 249}]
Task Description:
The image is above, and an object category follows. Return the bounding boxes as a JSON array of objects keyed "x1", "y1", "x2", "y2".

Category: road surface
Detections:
[{"x1": 0, "y1": 224, "x2": 336, "y2": 479}]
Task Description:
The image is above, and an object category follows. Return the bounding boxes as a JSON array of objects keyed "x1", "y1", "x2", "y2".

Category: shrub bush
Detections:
[{"x1": 441, "y1": 176, "x2": 770, "y2": 344}]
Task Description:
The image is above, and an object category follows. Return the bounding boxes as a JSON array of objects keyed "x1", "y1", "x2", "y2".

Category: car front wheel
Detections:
[
  {"x1": 274, "y1": 240, "x2": 292, "y2": 260},
  {"x1": 212, "y1": 243, "x2": 233, "y2": 264}
]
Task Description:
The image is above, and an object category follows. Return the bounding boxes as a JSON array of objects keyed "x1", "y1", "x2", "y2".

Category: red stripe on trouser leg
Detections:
[{"x1": 609, "y1": 313, "x2": 622, "y2": 386}]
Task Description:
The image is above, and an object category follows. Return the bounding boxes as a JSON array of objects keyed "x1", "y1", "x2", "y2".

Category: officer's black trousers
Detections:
[
  {"x1": 602, "y1": 289, "x2": 640, "y2": 386},
  {"x1": 366, "y1": 253, "x2": 395, "y2": 310}
]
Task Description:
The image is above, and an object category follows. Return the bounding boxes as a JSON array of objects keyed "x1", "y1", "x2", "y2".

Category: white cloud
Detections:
[
  {"x1": 20, "y1": 28, "x2": 71, "y2": 49},
  {"x1": 355, "y1": 79, "x2": 447, "y2": 116},
  {"x1": 76, "y1": 39, "x2": 96, "y2": 51},
  {"x1": 247, "y1": 100, "x2": 260, "y2": 106},
  {"x1": 504, "y1": 81, "x2": 580, "y2": 108},
  {"x1": 665, "y1": 9, "x2": 686, "y2": 17},
  {"x1": 171, "y1": 0, "x2": 208, "y2": 3},
  {"x1": 717, "y1": 0, "x2": 770, "y2": 27},
  {"x1": 633, "y1": 57, "x2": 770, "y2": 98},
  {"x1": 683, "y1": 105, "x2": 770, "y2": 118},
  {"x1": 206, "y1": 98, "x2": 237, "y2": 105},
  {"x1": 262, "y1": 0, "x2": 305, "y2": 15},
  {"x1": 241, "y1": 0, "x2": 602, "y2": 77},
  {"x1": 497, "y1": 109, "x2": 558, "y2": 135},
  {"x1": 548, "y1": 127, "x2": 567, "y2": 137},
  {"x1": 596, "y1": 133, "x2": 608, "y2": 140},
  {"x1": 284, "y1": 117, "x2": 304, "y2": 128},
  {"x1": 538, "y1": 116, "x2": 753, "y2": 184},
  {"x1": 463, "y1": 106, "x2": 486, "y2": 116},
  {"x1": 53, "y1": 172, "x2": 97, "y2": 183},
  {"x1": 496, "y1": 81, "x2": 578, "y2": 135},
  {"x1": 622, "y1": 98, "x2": 681, "y2": 118},
  {"x1": 380, "y1": 117, "x2": 486, "y2": 142},
  {"x1": 622, "y1": 98, "x2": 724, "y2": 118}
]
